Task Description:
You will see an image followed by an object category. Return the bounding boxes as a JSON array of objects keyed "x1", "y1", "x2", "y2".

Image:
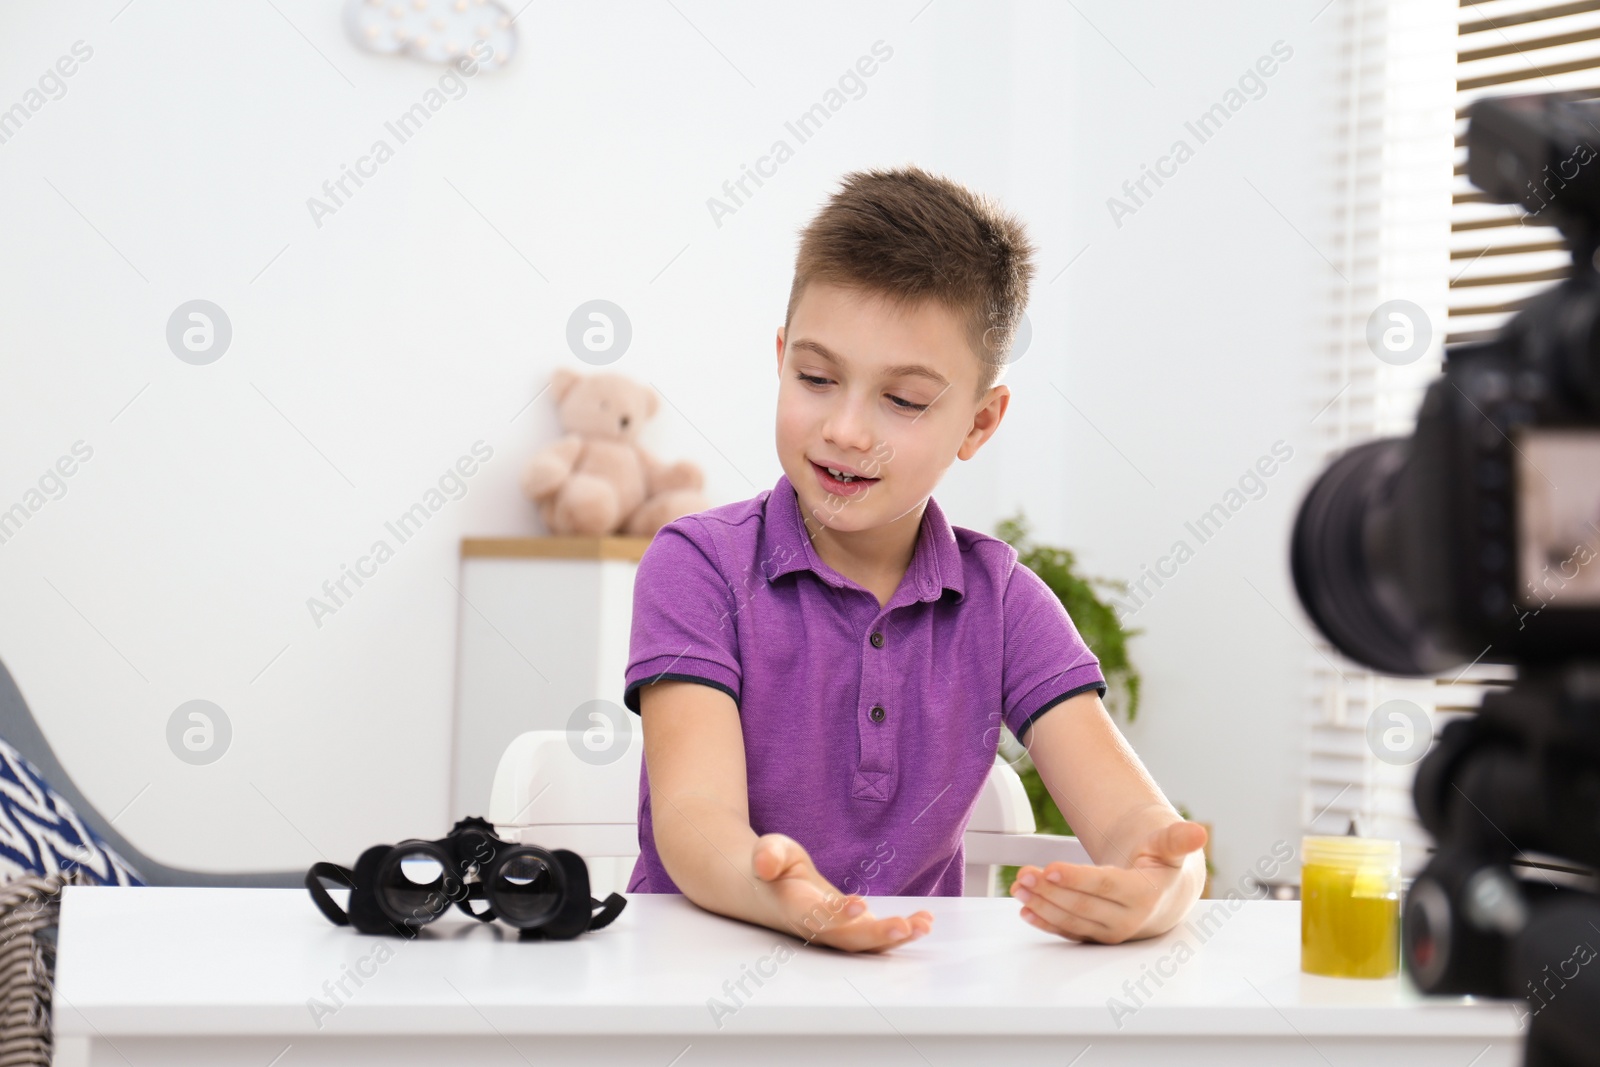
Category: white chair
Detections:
[{"x1": 488, "y1": 729, "x2": 1091, "y2": 899}]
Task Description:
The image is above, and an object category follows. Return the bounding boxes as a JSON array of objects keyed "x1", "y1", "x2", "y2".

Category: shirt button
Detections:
[
  {"x1": 870, "y1": 705, "x2": 886, "y2": 723},
  {"x1": 870, "y1": 631, "x2": 884, "y2": 648}
]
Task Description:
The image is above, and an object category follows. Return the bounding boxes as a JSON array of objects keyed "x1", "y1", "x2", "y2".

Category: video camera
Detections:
[{"x1": 1290, "y1": 91, "x2": 1600, "y2": 1067}]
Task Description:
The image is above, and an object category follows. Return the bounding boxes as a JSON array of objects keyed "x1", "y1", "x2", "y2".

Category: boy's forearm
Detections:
[{"x1": 650, "y1": 792, "x2": 785, "y2": 932}]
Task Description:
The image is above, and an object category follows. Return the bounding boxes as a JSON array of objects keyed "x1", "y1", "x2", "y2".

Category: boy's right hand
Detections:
[{"x1": 751, "y1": 833, "x2": 933, "y2": 953}]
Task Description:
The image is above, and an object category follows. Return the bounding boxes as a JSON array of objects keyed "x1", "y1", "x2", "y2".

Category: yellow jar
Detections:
[{"x1": 1300, "y1": 836, "x2": 1401, "y2": 978}]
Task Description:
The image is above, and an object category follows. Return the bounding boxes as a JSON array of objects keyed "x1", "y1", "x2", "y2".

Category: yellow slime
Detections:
[{"x1": 1301, "y1": 861, "x2": 1399, "y2": 978}]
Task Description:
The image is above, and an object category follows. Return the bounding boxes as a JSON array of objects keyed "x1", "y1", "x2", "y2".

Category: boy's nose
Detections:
[{"x1": 822, "y1": 402, "x2": 874, "y2": 452}]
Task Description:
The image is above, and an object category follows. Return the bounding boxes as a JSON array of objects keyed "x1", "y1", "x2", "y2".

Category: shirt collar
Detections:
[{"x1": 762, "y1": 473, "x2": 965, "y2": 604}]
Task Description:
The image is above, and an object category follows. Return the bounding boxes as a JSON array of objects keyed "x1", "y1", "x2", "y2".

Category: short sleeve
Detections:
[
  {"x1": 623, "y1": 521, "x2": 743, "y2": 715},
  {"x1": 1001, "y1": 558, "x2": 1107, "y2": 741}
]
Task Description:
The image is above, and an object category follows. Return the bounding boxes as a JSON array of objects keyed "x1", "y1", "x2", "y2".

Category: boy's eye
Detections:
[
  {"x1": 798, "y1": 372, "x2": 929, "y2": 413},
  {"x1": 887, "y1": 394, "x2": 929, "y2": 413}
]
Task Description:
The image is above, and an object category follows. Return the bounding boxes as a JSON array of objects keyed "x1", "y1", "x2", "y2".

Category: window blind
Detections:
[
  {"x1": 1450, "y1": 0, "x2": 1600, "y2": 341},
  {"x1": 1304, "y1": 0, "x2": 1600, "y2": 877}
]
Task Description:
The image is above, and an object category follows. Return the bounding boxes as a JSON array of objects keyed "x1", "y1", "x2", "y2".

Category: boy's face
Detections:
[{"x1": 775, "y1": 281, "x2": 1009, "y2": 539}]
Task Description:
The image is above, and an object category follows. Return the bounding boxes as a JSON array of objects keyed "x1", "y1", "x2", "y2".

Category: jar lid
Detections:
[{"x1": 1302, "y1": 835, "x2": 1400, "y2": 868}]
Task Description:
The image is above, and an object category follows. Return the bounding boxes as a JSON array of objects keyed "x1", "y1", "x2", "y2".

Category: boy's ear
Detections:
[
  {"x1": 775, "y1": 326, "x2": 786, "y2": 376},
  {"x1": 958, "y1": 384, "x2": 1010, "y2": 462}
]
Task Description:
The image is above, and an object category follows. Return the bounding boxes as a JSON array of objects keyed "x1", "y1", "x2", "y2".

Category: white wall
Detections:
[{"x1": 0, "y1": 0, "x2": 1331, "y2": 888}]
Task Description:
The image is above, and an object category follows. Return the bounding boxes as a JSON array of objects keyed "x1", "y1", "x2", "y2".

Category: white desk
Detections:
[{"x1": 54, "y1": 887, "x2": 1523, "y2": 1066}]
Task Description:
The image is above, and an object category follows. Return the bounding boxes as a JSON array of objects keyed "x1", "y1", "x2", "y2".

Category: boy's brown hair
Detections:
[{"x1": 784, "y1": 165, "x2": 1036, "y2": 396}]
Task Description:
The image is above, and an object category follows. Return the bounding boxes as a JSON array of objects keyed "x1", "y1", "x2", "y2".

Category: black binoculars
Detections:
[{"x1": 306, "y1": 816, "x2": 626, "y2": 940}]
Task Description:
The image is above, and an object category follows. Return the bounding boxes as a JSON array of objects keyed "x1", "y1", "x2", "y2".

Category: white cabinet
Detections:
[{"x1": 448, "y1": 536, "x2": 648, "y2": 822}]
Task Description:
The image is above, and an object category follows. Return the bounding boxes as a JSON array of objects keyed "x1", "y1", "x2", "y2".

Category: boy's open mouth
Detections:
[{"x1": 810, "y1": 459, "x2": 880, "y2": 496}]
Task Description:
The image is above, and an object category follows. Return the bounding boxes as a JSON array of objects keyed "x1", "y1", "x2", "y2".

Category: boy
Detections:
[{"x1": 623, "y1": 166, "x2": 1207, "y2": 953}]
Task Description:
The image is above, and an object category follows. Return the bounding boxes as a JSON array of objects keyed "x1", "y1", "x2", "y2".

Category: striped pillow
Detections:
[{"x1": 0, "y1": 738, "x2": 144, "y2": 886}]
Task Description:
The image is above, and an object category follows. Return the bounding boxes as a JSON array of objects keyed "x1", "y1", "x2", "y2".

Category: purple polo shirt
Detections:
[{"x1": 622, "y1": 473, "x2": 1106, "y2": 897}]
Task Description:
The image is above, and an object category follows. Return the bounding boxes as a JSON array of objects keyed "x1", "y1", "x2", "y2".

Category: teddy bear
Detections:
[{"x1": 521, "y1": 368, "x2": 710, "y2": 538}]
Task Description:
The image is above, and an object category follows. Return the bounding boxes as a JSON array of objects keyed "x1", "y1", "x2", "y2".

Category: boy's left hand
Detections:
[{"x1": 1008, "y1": 820, "x2": 1208, "y2": 944}]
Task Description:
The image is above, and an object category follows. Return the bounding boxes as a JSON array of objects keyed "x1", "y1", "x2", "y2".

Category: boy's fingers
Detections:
[
  {"x1": 808, "y1": 908, "x2": 934, "y2": 953},
  {"x1": 758, "y1": 848, "x2": 934, "y2": 954},
  {"x1": 1021, "y1": 902, "x2": 1114, "y2": 943},
  {"x1": 823, "y1": 912, "x2": 929, "y2": 953},
  {"x1": 1018, "y1": 888, "x2": 1117, "y2": 938},
  {"x1": 1036, "y1": 862, "x2": 1131, "y2": 903},
  {"x1": 1015, "y1": 878, "x2": 1126, "y2": 927}
]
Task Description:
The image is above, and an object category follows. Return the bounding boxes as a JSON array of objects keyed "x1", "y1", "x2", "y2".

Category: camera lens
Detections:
[
  {"x1": 375, "y1": 842, "x2": 460, "y2": 927},
  {"x1": 1290, "y1": 438, "x2": 1458, "y2": 677},
  {"x1": 486, "y1": 847, "x2": 563, "y2": 928}
]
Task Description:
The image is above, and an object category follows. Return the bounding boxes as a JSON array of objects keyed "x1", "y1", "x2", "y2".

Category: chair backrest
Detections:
[
  {"x1": 489, "y1": 728, "x2": 645, "y2": 855},
  {"x1": 967, "y1": 752, "x2": 1037, "y2": 835},
  {"x1": 0, "y1": 659, "x2": 121, "y2": 852},
  {"x1": 0, "y1": 656, "x2": 301, "y2": 887},
  {"x1": 488, "y1": 729, "x2": 1038, "y2": 895}
]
